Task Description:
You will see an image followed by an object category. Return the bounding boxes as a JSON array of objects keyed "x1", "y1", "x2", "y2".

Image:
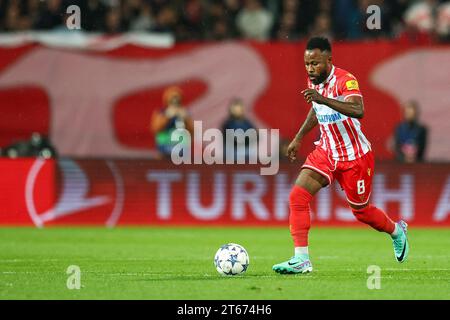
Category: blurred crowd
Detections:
[{"x1": 0, "y1": 0, "x2": 449, "y2": 42}]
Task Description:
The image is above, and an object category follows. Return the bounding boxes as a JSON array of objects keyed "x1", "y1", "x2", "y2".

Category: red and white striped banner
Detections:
[{"x1": 1, "y1": 41, "x2": 449, "y2": 161}]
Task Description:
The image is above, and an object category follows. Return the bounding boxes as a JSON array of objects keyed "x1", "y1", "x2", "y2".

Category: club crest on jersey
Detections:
[{"x1": 345, "y1": 80, "x2": 359, "y2": 90}]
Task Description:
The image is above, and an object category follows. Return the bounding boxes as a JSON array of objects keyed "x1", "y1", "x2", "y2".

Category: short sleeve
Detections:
[{"x1": 338, "y1": 73, "x2": 362, "y2": 100}]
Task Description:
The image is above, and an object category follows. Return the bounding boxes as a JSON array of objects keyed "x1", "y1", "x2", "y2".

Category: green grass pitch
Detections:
[{"x1": 0, "y1": 227, "x2": 449, "y2": 300}]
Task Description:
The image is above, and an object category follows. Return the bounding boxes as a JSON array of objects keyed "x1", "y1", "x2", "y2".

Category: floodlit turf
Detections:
[{"x1": 0, "y1": 227, "x2": 449, "y2": 300}]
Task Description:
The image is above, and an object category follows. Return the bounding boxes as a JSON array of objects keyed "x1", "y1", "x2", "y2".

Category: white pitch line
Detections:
[
  {"x1": 329, "y1": 268, "x2": 450, "y2": 272},
  {"x1": 383, "y1": 268, "x2": 450, "y2": 271}
]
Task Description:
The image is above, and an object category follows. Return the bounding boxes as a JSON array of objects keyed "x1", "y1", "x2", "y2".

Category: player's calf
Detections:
[
  {"x1": 351, "y1": 204, "x2": 395, "y2": 234},
  {"x1": 289, "y1": 185, "x2": 313, "y2": 247}
]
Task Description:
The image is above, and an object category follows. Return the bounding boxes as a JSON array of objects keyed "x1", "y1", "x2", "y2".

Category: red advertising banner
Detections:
[
  {"x1": 1, "y1": 158, "x2": 449, "y2": 227},
  {"x1": 0, "y1": 41, "x2": 449, "y2": 161}
]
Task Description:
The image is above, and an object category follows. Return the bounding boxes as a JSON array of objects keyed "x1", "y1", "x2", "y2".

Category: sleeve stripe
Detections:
[{"x1": 343, "y1": 93, "x2": 363, "y2": 100}]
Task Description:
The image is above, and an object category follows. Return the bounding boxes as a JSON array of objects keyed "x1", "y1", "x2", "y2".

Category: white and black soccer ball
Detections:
[{"x1": 214, "y1": 243, "x2": 249, "y2": 276}]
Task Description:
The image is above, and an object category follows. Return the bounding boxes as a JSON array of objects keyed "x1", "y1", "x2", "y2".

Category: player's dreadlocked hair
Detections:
[{"x1": 306, "y1": 37, "x2": 332, "y2": 53}]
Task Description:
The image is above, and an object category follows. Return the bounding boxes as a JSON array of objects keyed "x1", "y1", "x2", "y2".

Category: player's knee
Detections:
[{"x1": 289, "y1": 185, "x2": 313, "y2": 211}]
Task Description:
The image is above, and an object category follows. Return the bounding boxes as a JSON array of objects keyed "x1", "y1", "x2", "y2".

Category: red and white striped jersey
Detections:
[{"x1": 308, "y1": 65, "x2": 371, "y2": 161}]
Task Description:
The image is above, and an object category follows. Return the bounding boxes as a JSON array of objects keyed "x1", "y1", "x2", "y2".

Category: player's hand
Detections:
[
  {"x1": 165, "y1": 105, "x2": 178, "y2": 118},
  {"x1": 286, "y1": 138, "x2": 301, "y2": 162},
  {"x1": 176, "y1": 108, "x2": 188, "y2": 119},
  {"x1": 301, "y1": 89, "x2": 326, "y2": 104}
]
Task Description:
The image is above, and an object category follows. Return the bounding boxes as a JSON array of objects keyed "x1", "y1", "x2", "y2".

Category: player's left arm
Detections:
[{"x1": 301, "y1": 90, "x2": 364, "y2": 119}]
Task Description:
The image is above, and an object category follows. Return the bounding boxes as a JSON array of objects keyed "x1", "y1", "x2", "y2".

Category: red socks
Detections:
[
  {"x1": 289, "y1": 185, "x2": 395, "y2": 247},
  {"x1": 351, "y1": 205, "x2": 395, "y2": 234},
  {"x1": 289, "y1": 185, "x2": 313, "y2": 247}
]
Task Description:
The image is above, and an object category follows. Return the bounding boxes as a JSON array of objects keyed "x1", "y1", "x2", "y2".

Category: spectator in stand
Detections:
[
  {"x1": 436, "y1": 1, "x2": 450, "y2": 41},
  {"x1": 276, "y1": 10, "x2": 300, "y2": 41},
  {"x1": 129, "y1": 3, "x2": 154, "y2": 31},
  {"x1": 204, "y1": 1, "x2": 237, "y2": 40},
  {"x1": 150, "y1": 86, "x2": 194, "y2": 159},
  {"x1": 104, "y1": 7, "x2": 125, "y2": 34},
  {"x1": 402, "y1": 0, "x2": 450, "y2": 42},
  {"x1": 81, "y1": 0, "x2": 108, "y2": 31},
  {"x1": 387, "y1": 0, "x2": 410, "y2": 37},
  {"x1": 3, "y1": 2, "x2": 22, "y2": 31},
  {"x1": 177, "y1": 0, "x2": 203, "y2": 41},
  {"x1": 236, "y1": 0, "x2": 274, "y2": 41},
  {"x1": 221, "y1": 98, "x2": 257, "y2": 162},
  {"x1": 34, "y1": 0, "x2": 63, "y2": 30},
  {"x1": 148, "y1": 0, "x2": 172, "y2": 16},
  {"x1": 0, "y1": 0, "x2": 6, "y2": 29},
  {"x1": 209, "y1": 18, "x2": 233, "y2": 40},
  {"x1": 394, "y1": 101, "x2": 428, "y2": 163},
  {"x1": 275, "y1": 0, "x2": 301, "y2": 41},
  {"x1": 224, "y1": 0, "x2": 243, "y2": 37},
  {"x1": 151, "y1": 5, "x2": 178, "y2": 34},
  {"x1": 309, "y1": 11, "x2": 334, "y2": 39},
  {"x1": 404, "y1": 0, "x2": 438, "y2": 33},
  {"x1": 1, "y1": 0, "x2": 36, "y2": 31},
  {"x1": 121, "y1": 0, "x2": 144, "y2": 22}
]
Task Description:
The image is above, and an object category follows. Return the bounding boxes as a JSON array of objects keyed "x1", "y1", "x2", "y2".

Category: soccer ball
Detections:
[{"x1": 214, "y1": 243, "x2": 249, "y2": 276}]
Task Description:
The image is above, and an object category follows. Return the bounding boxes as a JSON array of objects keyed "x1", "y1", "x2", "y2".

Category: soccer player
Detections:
[{"x1": 272, "y1": 37, "x2": 409, "y2": 274}]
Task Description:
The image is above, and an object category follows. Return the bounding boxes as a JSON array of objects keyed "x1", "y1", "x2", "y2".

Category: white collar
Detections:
[{"x1": 319, "y1": 65, "x2": 335, "y2": 88}]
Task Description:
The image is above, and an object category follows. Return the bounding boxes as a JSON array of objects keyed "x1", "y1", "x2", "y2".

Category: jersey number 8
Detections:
[{"x1": 357, "y1": 180, "x2": 365, "y2": 195}]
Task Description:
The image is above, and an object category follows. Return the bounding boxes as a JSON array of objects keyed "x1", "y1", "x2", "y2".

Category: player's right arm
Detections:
[{"x1": 286, "y1": 107, "x2": 318, "y2": 162}]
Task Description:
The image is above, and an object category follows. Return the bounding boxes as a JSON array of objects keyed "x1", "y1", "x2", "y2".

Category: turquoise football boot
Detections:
[
  {"x1": 272, "y1": 254, "x2": 313, "y2": 274},
  {"x1": 392, "y1": 220, "x2": 409, "y2": 263}
]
